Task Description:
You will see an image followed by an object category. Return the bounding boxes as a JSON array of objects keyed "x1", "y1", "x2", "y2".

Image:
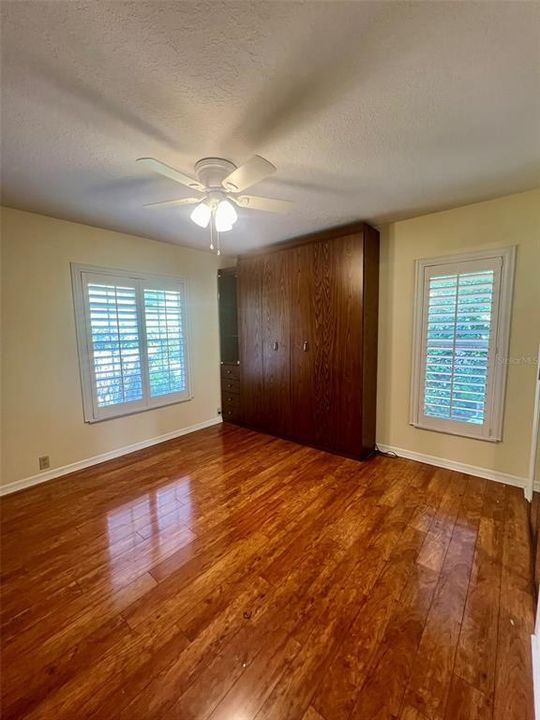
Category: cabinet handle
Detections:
[
  {"x1": 273, "y1": 341, "x2": 279, "y2": 351},
  {"x1": 303, "y1": 340, "x2": 309, "y2": 352}
]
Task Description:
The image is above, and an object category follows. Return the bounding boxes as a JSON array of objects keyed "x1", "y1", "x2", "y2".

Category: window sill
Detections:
[
  {"x1": 85, "y1": 394, "x2": 194, "y2": 423},
  {"x1": 410, "y1": 421, "x2": 501, "y2": 443}
]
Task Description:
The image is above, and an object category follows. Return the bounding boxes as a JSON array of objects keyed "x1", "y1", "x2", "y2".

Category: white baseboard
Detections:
[
  {"x1": 0, "y1": 416, "x2": 223, "y2": 497},
  {"x1": 376, "y1": 442, "x2": 537, "y2": 492},
  {"x1": 3, "y1": 427, "x2": 535, "y2": 498}
]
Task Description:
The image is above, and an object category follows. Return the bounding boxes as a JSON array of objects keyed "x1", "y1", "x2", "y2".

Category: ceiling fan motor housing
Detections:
[{"x1": 194, "y1": 158, "x2": 237, "y2": 190}]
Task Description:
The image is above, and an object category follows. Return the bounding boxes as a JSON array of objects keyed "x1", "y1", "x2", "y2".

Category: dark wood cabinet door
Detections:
[
  {"x1": 290, "y1": 244, "x2": 317, "y2": 443},
  {"x1": 319, "y1": 234, "x2": 364, "y2": 455},
  {"x1": 262, "y1": 250, "x2": 291, "y2": 435},
  {"x1": 290, "y1": 237, "x2": 363, "y2": 454},
  {"x1": 238, "y1": 256, "x2": 264, "y2": 428}
]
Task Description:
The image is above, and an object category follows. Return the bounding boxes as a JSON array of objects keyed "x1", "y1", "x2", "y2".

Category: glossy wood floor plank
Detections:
[
  {"x1": 402, "y1": 476, "x2": 486, "y2": 719},
  {"x1": 444, "y1": 675, "x2": 493, "y2": 720},
  {"x1": 454, "y1": 481, "x2": 506, "y2": 698},
  {"x1": 493, "y1": 486, "x2": 536, "y2": 720},
  {"x1": 0, "y1": 424, "x2": 535, "y2": 719}
]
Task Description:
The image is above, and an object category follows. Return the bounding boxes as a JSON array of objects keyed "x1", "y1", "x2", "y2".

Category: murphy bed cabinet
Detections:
[{"x1": 236, "y1": 222, "x2": 379, "y2": 459}]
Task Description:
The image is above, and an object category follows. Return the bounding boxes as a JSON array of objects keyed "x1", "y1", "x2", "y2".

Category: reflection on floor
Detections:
[{"x1": 0, "y1": 424, "x2": 535, "y2": 719}]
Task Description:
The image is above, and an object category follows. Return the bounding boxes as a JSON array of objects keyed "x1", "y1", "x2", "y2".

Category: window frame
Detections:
[
  {"x1": 71, "y1": 263, "x2": 192, "y2": 423},
  {"x1": 409, "y1": 246, "x2": 516, "y2": 442}
]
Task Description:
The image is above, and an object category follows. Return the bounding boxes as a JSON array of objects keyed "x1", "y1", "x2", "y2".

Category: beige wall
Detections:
[
  {"x1": 2, "y1": 191, "x2": 539, "y2": 487},
  {"x1": 377, "y1": 189, "x2": 540, "y2": 479},
  {"x1": 1, "y1": 207, "x2": 227, "y2": 486}
]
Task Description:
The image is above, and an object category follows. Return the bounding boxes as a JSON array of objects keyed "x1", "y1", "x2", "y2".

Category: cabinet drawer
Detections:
[
  {"x1": 221, "y1": 364, "x2": 240, "y2": 380},
  {"x1": 221, "y1": 392, "x2": 240, "y2": 409},
  {"x1": 221, "y1": 377, "x2": 240, "y2": 395},
  {"x1": 222, "y1": 405, "x2": 241, "y2": 423}
]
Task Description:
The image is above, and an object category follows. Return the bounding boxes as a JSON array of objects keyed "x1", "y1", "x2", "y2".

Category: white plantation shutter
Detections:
[
  {"x1": 143, "y1": 287, "x2": 187, "y2": 398},
  {"x1": 411, "y1": 248, "x2": 515, "y2": 441},
  {"x1": 85, "y1": 278, "x2": 144, "y2": 410},
  {"x1": 72, "y1": 266, "x2": 191, "y2": 422}
]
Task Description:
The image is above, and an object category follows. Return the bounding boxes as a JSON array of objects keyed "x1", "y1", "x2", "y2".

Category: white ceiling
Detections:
[{"x1": 1, "y1": 1, "x2": 539, "y2": 253}]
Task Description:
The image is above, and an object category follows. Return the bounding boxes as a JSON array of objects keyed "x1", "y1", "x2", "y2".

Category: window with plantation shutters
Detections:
[
  {"x1": 72, "y1": 265, "x2": 191, "y2": 422},
  {"x1": 410, "y1": 247, "x2": 515, "y2": 441}
]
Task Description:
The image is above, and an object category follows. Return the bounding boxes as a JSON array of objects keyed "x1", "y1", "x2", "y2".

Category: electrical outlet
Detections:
[{"x1": 39, "y1": 455, "x2": 50, "y2": 471}]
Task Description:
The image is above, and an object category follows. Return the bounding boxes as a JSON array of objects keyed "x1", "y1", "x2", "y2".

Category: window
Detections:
[
  {"x1": 410, "y1": 247, "x2": 515, "y2": 441},
  {"x1": 71, "y1": 264, "x2": 191, "y2": 422}
]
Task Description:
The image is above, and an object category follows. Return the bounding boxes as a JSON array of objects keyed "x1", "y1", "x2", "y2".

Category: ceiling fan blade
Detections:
[
  {"x1": 234, "y1": 195, "x2": 293, "y2": 214},
  {"x1": 137, "y1": 157, "x2": 205, "y2": 192},
  {"x1": 144, "y1": 197, "x2": 202, "y2": 208},
  {"x1": 222, "y1": 155, "x2": 276, "y2": 192}
]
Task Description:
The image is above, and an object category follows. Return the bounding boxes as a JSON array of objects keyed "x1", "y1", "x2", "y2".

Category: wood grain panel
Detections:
[
  {"x1": 311, "y1": 238, "x2": 337, "y2": 449},
  {"x1": 261, "y1": 249, "x2": 291, "y2": 436},
  {"x1": 238, "y1": 256, "x2": 264, "y2": 428},
  {"x1": 289, "y1": 243, "x2": 316, "y2": 443},
  {"x1": 290, "y1": 233, "x2": 367, "y2": 456},
  {"x1": 361, "y1": 222, "x2": 380, "y2": 454},
  {"x1": 320, "y1": 234, "x2": 364, "y2": 456}
]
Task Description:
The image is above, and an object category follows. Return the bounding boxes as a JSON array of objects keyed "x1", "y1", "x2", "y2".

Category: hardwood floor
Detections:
[{"x1": 0, "y1": 424, "x2": 536, "y2": 719}]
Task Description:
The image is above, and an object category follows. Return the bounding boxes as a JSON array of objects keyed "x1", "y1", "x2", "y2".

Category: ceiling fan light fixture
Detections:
[
  {"x1": 190, "y1": 202, "x2": 211, "y2": 228},
  {"x1": 215, "y1": 200, "x2": 237, "y2": 232},
  {"x1": 140, "y1": 155, "x2": 290, "y2": 253}
]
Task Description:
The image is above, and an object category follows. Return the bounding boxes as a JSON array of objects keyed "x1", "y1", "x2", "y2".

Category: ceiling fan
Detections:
[{"x1": 137, "y1": 155, "x2": 293, "y2": 253}]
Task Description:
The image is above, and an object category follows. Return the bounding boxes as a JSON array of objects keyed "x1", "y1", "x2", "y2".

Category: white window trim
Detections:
[
  {"x1": 410, "y1": 246, "x2": 516, "y2": 442},
  {"x1": 71, "y1": 263, "x2": 193, "y2": 423}
]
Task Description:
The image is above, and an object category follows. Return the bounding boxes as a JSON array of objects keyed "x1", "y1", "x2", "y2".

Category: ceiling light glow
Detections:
[
  {"x1": 190, "y1": 202, "x2": 211, "y2": 228},
  {"x1": 215, "y1": 200, "x2": 237, "y2": 232}
]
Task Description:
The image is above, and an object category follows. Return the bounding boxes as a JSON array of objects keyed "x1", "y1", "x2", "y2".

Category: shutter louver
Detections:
[
  {"x1": 87, "y1": 282, "x2": 143, "y2": 407},
  {"x1": 143, "y1": 288, "x2": 186, "y2": 398},
  {"x1": 423, "y1": 270, "x2": 494, "y2": 425}
]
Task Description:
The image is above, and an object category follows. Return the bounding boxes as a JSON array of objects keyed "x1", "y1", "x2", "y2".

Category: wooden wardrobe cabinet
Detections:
[
  {"x1": 238, "y1": 222, "x2": 379, "y2": 460},
  {"x1": 261, "y1": 250, "x2": 291, "y2": 436}
]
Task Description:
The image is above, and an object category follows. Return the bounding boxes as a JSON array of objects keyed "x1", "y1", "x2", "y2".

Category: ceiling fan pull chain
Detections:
[
  {"x1": 209, "y1": 220, "x2": 214, "y2": 251},
  {"x1": 217, "y1": 229, "x2": 221, "y2": 256}
]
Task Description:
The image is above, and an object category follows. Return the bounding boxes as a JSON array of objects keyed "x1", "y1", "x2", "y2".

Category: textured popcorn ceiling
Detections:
[{"x1": 1, "y1": 1, "x2": 539, "y2": 253}]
